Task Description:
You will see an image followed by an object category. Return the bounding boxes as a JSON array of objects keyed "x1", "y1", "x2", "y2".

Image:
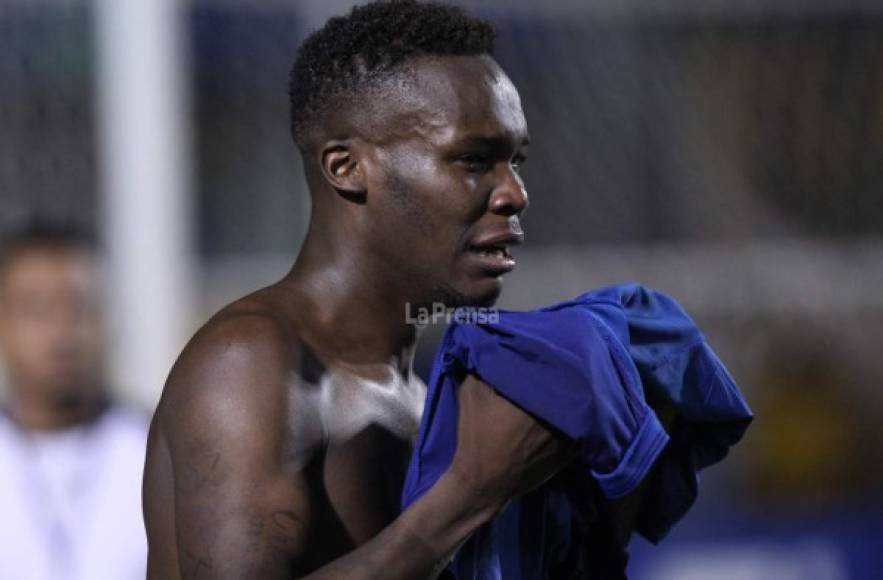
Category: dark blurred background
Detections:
[{"x1": 2, "y1": 0, "x2": 882, "y2": 578}]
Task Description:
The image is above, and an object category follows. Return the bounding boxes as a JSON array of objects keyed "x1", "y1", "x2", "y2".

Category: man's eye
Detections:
[
  {"x1": 511, "y1": 154, "x2": 527, "y2": 172},
  {"x1": 459, "y1": 155, "x2": 491, "y2": 173}
]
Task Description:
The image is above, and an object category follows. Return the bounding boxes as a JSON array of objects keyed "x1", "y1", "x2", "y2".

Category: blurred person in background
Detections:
[{"x1": 0, "y1": 222, "x2": 148, "y2": 580}]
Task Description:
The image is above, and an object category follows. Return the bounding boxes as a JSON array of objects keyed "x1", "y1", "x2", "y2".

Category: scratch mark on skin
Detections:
[
  {"x1": 194, "y1": 453, "x2": 220, "y2": 492},
  {"x1": 268, "y1": 510, "x2": 307, "y2": 554},
  {"x1": 184, "y1": 549, "x2": 213, "y2": 579},
  {"x1": 178, "y1": 447, "x2": 230, "y2": 495}
]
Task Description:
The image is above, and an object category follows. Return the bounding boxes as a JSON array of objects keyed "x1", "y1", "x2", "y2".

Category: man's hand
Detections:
[{"x1": 446, "y1": 374, "x2": 579, "y2": 513}]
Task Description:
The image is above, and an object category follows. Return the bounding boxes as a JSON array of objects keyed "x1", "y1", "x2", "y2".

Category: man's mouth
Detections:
[
  {"x1": 471, "y1": 244, "x2": 513, "y2": 260},
  {"x1": 467, "y1": 232, "x2": 523, "y2": 274}
]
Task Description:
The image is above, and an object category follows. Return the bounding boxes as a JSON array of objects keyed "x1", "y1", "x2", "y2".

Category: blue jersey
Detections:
[{"x1": 400, "y1": 283, "x2": 753, "y2": 579}]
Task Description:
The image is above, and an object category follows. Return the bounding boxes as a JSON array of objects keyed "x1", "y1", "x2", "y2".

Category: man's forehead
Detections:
[{"x1": 367, "y1": 55, "x2": 528, "y2": 145}]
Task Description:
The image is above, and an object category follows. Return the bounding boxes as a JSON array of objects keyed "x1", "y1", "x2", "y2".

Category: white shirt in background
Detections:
[{"x1": 0, "y1": 405, "x2": 149, "y2": 580}]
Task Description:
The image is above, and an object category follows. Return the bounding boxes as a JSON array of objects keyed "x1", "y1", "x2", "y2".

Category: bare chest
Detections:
[{"x1": 287, "y1": 367, "x2": 426, "y2": 545}]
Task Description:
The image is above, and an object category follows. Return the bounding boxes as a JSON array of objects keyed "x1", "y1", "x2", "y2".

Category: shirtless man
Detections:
[{"x1": 143, "y1": 2, "x2": 577, "y2": 577}]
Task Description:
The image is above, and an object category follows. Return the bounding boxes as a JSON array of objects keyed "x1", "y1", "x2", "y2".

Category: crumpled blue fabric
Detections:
[{"x1": 400, "y1": 283, "x2": 753, "y2": 579}]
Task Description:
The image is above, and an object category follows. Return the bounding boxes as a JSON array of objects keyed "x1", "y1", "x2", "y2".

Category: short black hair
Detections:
[
  {"x1": 289, "y1": 0, "x2": 496, "y2": 150},
  {"x1": 0, "y1": 220, "x2": 97, "y2": 274}
]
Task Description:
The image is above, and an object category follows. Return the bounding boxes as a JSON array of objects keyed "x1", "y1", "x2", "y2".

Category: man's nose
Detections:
[{"x1": 489, "y1": 166, "x2": 529, "y2": 216}]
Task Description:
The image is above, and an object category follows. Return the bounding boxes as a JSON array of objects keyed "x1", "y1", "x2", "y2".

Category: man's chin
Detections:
[{"x1": 433, "y1": 279, "x2": 502, "y2": 309}]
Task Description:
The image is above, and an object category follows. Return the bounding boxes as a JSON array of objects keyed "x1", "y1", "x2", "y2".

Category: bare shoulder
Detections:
[
  {"x1": 173, "y1": 292, "x2": 299, "y2": 385},
  {"x1": 153, "y1": 288, "x2": 319, "y2": 460}
]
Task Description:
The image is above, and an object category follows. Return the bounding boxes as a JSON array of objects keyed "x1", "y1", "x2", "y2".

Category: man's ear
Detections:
[{"x1": 318, "y1": 140, "x2": 368, "y2": 201}]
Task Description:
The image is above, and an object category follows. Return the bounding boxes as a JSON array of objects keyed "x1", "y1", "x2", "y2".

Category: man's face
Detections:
[
  {"x1": 0, "y1": 246, "x2": 104, "y2": 402},
  {"x1": 362, "y1": 55, "x2": 529, "y2": 308}
]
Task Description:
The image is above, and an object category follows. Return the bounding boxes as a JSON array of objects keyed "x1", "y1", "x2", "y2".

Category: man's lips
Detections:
[
  {"x1": 467, "y1": 231, "x2": 524, "y2": 274},
  {"x1": 468, "y1": 249, "x2": 516, "y2": 274},
  {"x1": 470, "y1": 231, "x2": 524, "y2": 250}
]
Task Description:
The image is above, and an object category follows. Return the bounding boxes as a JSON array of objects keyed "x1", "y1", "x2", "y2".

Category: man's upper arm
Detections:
[{"x1": 163, "y1": 314, "x2": 314, "y2": 579}]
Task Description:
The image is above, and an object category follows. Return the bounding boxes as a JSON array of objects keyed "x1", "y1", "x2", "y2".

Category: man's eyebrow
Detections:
[{"x1": 452, "y1": 133, "x2": 531, "y2": 150}]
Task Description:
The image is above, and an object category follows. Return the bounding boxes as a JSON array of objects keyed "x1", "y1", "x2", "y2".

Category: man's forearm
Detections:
[{"x1": 304, "y1": 471, "x2": 501, "y2": 579}]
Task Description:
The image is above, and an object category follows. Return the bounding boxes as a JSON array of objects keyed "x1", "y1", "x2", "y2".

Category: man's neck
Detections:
[{"x1": 283, "y1": 245, "x2": 424, "y2": 374}]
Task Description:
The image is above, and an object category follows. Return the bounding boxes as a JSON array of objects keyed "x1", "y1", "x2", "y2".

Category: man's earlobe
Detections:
[{"x1": 319, "y1": 142, "x2": 367, "y2": 200}]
